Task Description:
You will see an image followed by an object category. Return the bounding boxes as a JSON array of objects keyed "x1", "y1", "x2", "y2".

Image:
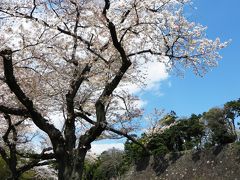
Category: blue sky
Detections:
[{"x1": 141, "y1": 0, "x2": 240, "y2": 117}]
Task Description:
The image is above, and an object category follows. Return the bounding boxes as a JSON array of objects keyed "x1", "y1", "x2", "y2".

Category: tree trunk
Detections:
[
  {"x1": 57, "y1": 148, "x2": 87, "y2": 180},
  {"x1": 8, "y1": 147, "x2": 19, "y2": 180}
]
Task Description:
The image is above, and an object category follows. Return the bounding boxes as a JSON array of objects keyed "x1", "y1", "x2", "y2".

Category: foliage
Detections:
[
  {"x1": 124, "y1": 113, "x2": 205, "y2": 163},
  {"x1": 149, "y1": 114, "x2": 204, "y2": 153},
  {"x1": 124, "y1": 137, "x2": 149, "y2": 164},
  {"x1": 160, "y1": 111, "x2": 177, "y2": 126},
  {"x1": 124, "y1": 101, "x2": 240, "y2": 163},
  {"x1": 203, "y1": 108, "x2": 236, "y2": 145},
  {"x1": 85, "y1": 99, "x2": 240, "y2": 179},
  {"x1": 0, "y1": 157, "x2": 11, "y2": 180},
  {"x1": 83, "y1": 148, "x2": 128, "y2": 180},
  {"x1": 83, "y1": 160, "x2": 98, "y2": 180},
  {"x1": 0, "y1": 156, "x2": 37, "y2": 180},
  {"x1": 224, "y1": 99, "x2": 240, "y2": 136},
  {"x1": 224, "y1": 99, "x2": 240, "y2": 119}
]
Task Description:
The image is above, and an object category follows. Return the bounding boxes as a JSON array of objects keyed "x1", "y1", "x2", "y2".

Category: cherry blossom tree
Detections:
[
  {"x1": 0, "y1": 113, "x2": 56, "y2": 179},
  {"x1": 0, "y1": 0, "x2": 228, "y2": 179}
]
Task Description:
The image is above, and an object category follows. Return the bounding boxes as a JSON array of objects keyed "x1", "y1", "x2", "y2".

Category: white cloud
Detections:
[
  {"x1": 144, "y1": 61, "x2": 169, "y2": 90},
  {"x1": 136, "y1": 99, "x2": 148, "y2": 108},
  {"x1": 121, "y1": 61, "x2": 169, "y2": 95},
  {"x1": 89, "y1": 143, "x2": 124, "y2": 155},
  {"x1": 118, "y1": 61, "x2": 169, "y2": 108}
]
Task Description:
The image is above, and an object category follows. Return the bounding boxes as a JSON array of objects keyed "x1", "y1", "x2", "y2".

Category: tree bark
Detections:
[{"x1": 57, "y1": 148, "x2": 87, "y2": 180}]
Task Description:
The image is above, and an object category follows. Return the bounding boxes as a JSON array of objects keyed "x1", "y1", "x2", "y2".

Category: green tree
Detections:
[
  {"x1": 124, "y1": 137, "x2": 149, "y2": 164},
  {"x1": 126, "y1": 114, "x2": 204, "y2": 159},
  {"x1": 224, "y1": 99, "x2": 240, "y2": 137},
  {"x1": 203, "y1": 108, "x2": 236, "y2": 145},
  {"x1": 147, "y1": 114, "x2": 202, "y2": 152},
  {"x1": 92, "y1": 148, "x2": 127, "y2": 180},
  {"x1": 160, "y1": 111, "x2": 177, "y2": 126}
]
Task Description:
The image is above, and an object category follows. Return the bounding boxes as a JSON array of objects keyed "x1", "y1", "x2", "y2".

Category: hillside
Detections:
[{"x1": 124, "y1": 143, "x2": 240, "y2": 180}]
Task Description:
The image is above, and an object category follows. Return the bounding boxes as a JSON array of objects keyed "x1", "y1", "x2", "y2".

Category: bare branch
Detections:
[
  {"x1": 128, "y1": 49, "x2": 163, "y2": 57},
  {"x1": 30, "y1": 0, "x2": 37, "y2": 17},
  {"x1": 64, "y1": 64, "x2": 91, "y2": 150}
]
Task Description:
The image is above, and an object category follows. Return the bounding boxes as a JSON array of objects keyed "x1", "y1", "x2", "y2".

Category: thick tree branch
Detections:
[
  {"x1": 2, "y1": 114, "x2": 14, "y2": 147},
  {"x1": 0, "y1": 49, "x2": 64, "y2": 152},
  {"x1": 0, "y1": 105, "x2": 30, "y2": 117},
  {"x1": 65, "y1": 64, "x2": 91, "y2": 150},
  {"x1": 17, "y1": 160, "x2": 56, "y2": 175},
  {"x1": 63, "y1": 4, "x2": 90, "y2": 147},
  {"x1": 108, "y1": 22, "x2": 129, "y2": 64},
  {"x1": 17, "y1": 147, "x2": 55, "y2": 160},
  {"x1": 105, "y1": 126, "x2": 148, "y2": 152},
  {"x1": 77, "y1": 0, "x2": 133, "y2": 149},
  {"x1": 103, "y1": 0, "x2": 110, "y2": 18}
]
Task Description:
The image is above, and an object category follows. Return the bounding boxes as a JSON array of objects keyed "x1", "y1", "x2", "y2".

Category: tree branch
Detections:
[
  {"x1": 0, "y1": 105, "x2": 30, "y2": 117},
  {"x1": 65, "y1": 64, "x2": 91, "y2": 150},
  {"x1": 30, "y1": 0, "x2": 37, "y2": 17},
  {"x1": 75, "y1": 112, "x2": 148, "y2": 152},
  {"x1": 77, "y1": 0, "x2": 133, "y2": 149},
  {"x1": 127, "y1": 49, "x2": 163, "y2": 57},
  {"x1": 0, "y1": 49, "x2": 64, "y2": 152},
  {"x1": 17, "y1": 147, "x2": 55, "y2": 160},
  {"x1": 103, "y1": 0, "x2": 110, "y2": 18},
  {"x1": 17, "y1": 160, "x2": 56, "y2": 175}
]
